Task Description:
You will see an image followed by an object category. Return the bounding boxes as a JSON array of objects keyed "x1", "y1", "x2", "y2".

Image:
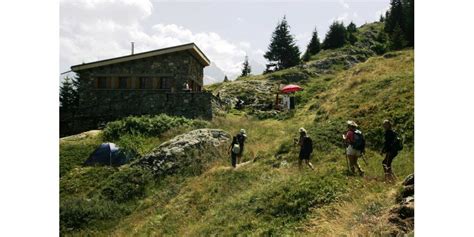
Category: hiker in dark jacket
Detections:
[
  {"x1": 229, "y1": 136, "x2": 239, "y2": 168},
  {"x1": 236, "y1": 129, "x2": 247, "y2": 164},
  {"x1": 297, "y1": 127, "x2": 314, "y2": 170},
  {"x1": 381, "y1": 120, "x2": 399, "y2": 181},
  {"x1": 343, "y1": 120, "x2": 364, "y2": 176}
]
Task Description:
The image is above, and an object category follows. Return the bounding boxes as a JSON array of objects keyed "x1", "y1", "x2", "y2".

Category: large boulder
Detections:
[
  {"x1": 212, "y1": 80, "x2": 278, "y2": 111},
  {"x1": 136, "y1": 129, "x2": 231, "y2": 176}
]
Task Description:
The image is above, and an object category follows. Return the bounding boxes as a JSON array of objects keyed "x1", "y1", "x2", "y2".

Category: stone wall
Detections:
[
  {"x1": 60, "y1": 50, "x2": 211, "y2": 137},
  {"x1": 60, "y1": 92, "x2": 212, "y2": 137}
]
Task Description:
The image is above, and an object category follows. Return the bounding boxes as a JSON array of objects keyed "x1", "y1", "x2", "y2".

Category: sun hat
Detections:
[
  {"x1": 240, "y1": 129, "x2": 246, "y2": 134},
  {"x1": 383, "y1": 119, "x2": 392, "y2": 125},
  {"x1": 346, "y1": 120, "x2": 358, "y2": 127},
  {"x1": 299, "y1": 127, "x2": 307, "y2": 133}
]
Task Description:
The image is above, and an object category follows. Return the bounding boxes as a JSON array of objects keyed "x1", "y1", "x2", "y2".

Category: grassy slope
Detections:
[{"x1": 60, "y1": 23, "x2": 414, "y2": 236}]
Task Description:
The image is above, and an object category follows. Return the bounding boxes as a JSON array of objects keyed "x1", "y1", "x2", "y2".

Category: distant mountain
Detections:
[{"x1": 204, "y1": 62, "x2": 226, "y2": 85}]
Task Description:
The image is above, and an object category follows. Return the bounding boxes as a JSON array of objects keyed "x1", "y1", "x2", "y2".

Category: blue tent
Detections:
[{"x1": 84, "y1": 143, "x2": 129, "y2": 166}]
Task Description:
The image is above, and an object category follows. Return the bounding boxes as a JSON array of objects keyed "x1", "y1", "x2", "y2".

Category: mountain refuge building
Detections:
[{"x1": 61, "y1": 43, "x2": 213, "y2": 136}]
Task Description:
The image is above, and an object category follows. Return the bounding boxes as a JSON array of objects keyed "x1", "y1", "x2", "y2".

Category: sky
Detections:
[{"x1": 60, "y1": 0, "x2": 390, "y2": 84}]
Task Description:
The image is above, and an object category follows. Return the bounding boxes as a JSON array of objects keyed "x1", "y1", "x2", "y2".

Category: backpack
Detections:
[
  {"x1": 353, "y1": 130, "x2": 366, "y2": 152},
  {"x1": 232, "y1": 143, "x2": 241, "y2": 154},
  {"x1": 394, "y1": 132, "x2": 404, "y2": 151},
  {"x1": 303, "y1": 136, "x2": 313, "y2": 153}
]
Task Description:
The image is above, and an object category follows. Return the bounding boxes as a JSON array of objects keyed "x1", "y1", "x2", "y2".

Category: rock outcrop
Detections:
[
  {"x1": 212, "y1": 80, "x2": 278, "y2": 111},
  {"x1": 136, "y1": 129, "x2": 231, "y2": 176},
  {"x1": 388, "y1": 173, "x2": 415, "y2": 234}
]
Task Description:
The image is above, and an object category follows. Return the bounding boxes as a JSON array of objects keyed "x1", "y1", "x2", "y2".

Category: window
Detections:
[
  {"x1": 119, "y1": 77, "x2": 128, "y2": 89},
  {"x1": 139, "y1": 77, "x2": 152, "y2": 89},
  {"x1": 97, "y1": 77, "x2": 107, "y2": 89},
  {"x1": 160, "y1": 77, "x2": 171, "y2": 89}
]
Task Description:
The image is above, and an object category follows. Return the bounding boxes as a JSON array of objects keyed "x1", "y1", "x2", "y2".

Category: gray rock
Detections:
[
  {"x1": 403, "y1": 173, "x2": 414, "y2": 186},
  {"x1": 136, "y1": 129, "x2": 231, "y2": 176},
  {"x1": 212, "y1": 80, "x2": 278, "y2": 111}
]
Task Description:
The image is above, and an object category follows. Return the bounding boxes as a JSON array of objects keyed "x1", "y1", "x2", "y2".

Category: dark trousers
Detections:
[
  {"x1": 382, "y1": 151, "x2": 398, "y2": 174},
  {"x1": 231, "y1": 153, "x2": 237, "y2": 168}
]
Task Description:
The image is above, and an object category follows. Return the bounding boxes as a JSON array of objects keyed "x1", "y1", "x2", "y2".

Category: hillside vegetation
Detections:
[{"x1": 60, "y1": 22, "x2": 414, "y2": 236}]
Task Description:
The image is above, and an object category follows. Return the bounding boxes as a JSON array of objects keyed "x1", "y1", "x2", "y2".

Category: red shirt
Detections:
[{"x1": 345, "y1": 130, "x2": 355, "y2": 144}]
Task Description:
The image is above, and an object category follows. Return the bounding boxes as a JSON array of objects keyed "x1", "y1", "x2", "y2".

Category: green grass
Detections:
[{"x1": 60, "y1": 37, "x2": 413, "y2": 235}]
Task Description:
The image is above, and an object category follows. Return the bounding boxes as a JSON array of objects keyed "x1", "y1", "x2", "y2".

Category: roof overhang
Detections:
[{"x1": 71, "y1": 43, "x2": 210, "y2": 72}]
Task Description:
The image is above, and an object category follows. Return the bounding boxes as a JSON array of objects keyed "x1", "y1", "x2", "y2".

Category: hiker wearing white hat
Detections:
[
  {"x1": 343, "y1": 120, "x2": 365, "y2": 176},
  {"x1": 236, "y1": 129, "x2": 247, "y2": 164}
]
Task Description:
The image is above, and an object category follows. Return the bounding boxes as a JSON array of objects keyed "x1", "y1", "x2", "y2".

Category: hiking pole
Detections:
[{"x1": 342, "y1": 135, "x2": 350, "y2": 173}]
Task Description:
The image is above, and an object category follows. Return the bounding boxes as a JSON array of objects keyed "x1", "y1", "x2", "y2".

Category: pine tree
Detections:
[
  {"x1": 264, "y1": 16, "x2": 301, "y2": 70},
  {"x1": 346, "y1": 22, "x2": 358, "y2": 45},
  {"x1": 60, "y1": 76, "x2": 79, "y2": 111},
  {"x1": 322, "y1": 21, "x2": 347, "y2": 49},
  {"x1": 302, "y1": 27, "x2": 321, "y2": 62},
  {"x1": 389, "y1": 24, "x2": 406, "y2": 50},
  {"x1": 223, "y1": 75, "x2": 229, "y2": 82},
  {"x1": 241, "y1": 55, "x2": 252, "y2": 77},
  {"x1": 379, "y1": 14, "x2": 385, "y2": 22},
  {"x1": 385, "y1": 0, "x2": 405, "y2": 35},
  {"x1": 402, "y1": 0, "x2": 414, "y2": 46},
  {"x1": 376, "y1": 30, "x2": 388, "y2": 43}
]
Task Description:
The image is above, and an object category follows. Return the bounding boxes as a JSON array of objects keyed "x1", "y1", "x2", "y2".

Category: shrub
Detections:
[
  {"x1": 371, "y1": 42, "x2": 387, "y2": 55},
  {"x1": 60, "y1": 197, "x2": 129, "y2": 232},
  {"x1": 100, "y1": 167, "x2": 153, "y2": 203},
  {"x1": 102, "y1": 114, "x2": 209, "y2": 140}
]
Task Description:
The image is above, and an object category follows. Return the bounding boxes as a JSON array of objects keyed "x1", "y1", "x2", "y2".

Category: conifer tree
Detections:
[
  {"x1": 241, "y1": 56, "x2": 252, "y2": 77},
  {"x1": 346, "y1": 22, "x2": 358, "y2": 45},
  {"x1": 60, "y1": 76, "x2": 79, "y2": 112},
  {"x1": 322, "y1": 21, "x2": 347, "y2": 49},
  {"x1": 264, "y1": 16, "x2": 301, "y2": 70},
  {"x1": 223, "y1": 75, "x2": 229, "y2": 82},
  {"x1": 385, "y1": 0, "x2": 405, "y2": 35},
  {"x1": 402, "y1": 0, "x2": 414, "y2": 46},
  {"x1": 302, "y1": 27, "x2": 321, "y2": 62},
  {"x1": 389, "y1": 24, "x2": 406, "y2": 50}
]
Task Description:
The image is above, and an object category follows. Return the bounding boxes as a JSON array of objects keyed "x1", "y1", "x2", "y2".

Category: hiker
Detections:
[
  {"x1": 235, "y1": 98, "x2": 244, "y2": 109},
  {"x1": 343, "y1": 120, "x2": 365, "y2": 176},
  {"x1": 236, "y1": 129, "x2": 247, "y2": 164},
  {"x1": 229, "y1": 136, "x2": 240, "y2": 168},
  {"x1": 297, "y1": 127, "x2": 315, "y2": 170},
  {"x1": 381, "y1": 120, "x2": 402, "y2": 181}
]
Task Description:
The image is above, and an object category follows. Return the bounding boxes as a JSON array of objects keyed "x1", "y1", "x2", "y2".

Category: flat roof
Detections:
[{"x1": 71, "y1": 43, "x2": 210, "y2": 72}]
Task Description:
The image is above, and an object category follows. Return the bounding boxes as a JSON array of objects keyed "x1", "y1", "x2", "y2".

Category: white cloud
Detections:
[
  {"x1": 60, "y1": 0, "x2": 248, "y2": 80},
  {"x1": 253, "y1": 49, "x2": 265, "y2": 56},
  {"x1": 375, "y1": 6, "x2": 390, "y2": 20},
  {"x1": 329, "y1": 12, "x2": 349, "y2": 24},
  {"x1": 236, "y1": 17, "x2": 244, "y2": 23},
  {"x1": 239, "y1": 41, "x2": 251, "y2": 49},
  {"x1": 339, "y1": 0, "x2": 349, "y2": 9}
]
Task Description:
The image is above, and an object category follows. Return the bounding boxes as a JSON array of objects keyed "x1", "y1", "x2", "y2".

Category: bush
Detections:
[
  {"x1": 102, "y1": 114, "x2": 209, "y2": 140},
  {"x1": 100, "y1": 167, "x2": 153, "y2": 203},
  {"x1": 371, "y1": 42, "x2": 387, "y2": 55},
  {"x1": 60, "y1": 197, "x2": 129, "y2": 232}
]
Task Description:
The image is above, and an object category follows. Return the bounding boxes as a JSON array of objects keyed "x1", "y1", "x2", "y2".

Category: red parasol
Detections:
[{"x1": 280, "y1": 84, "x2": 303, "y2": 94}]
